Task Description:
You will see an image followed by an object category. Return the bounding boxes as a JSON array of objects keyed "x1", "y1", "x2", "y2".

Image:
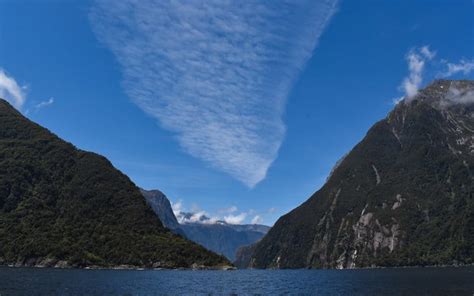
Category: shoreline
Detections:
[
  {"x1": 0, "y1": 264, "x2": 237, "y2": 271},
  {"x1": 246, "y1": 263, "x2": 474, "y2": 271},
  {"x1": 0, "y1": 261, "x2": 236, "y2": 271},
  {"x1": 1, "y1": 263, "x2": 472, "y2": 271}
]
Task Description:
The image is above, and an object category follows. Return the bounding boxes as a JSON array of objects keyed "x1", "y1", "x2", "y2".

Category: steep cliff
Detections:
[
  {"x1": 140, "y1": 188, "x2": 184, "y2": 236},
  {"x1": 243, "y1": 80, "x2": 474, "y2": 268}
]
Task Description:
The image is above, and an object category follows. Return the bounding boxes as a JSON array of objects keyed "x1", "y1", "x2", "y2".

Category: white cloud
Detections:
[
  {"x1": 0, "y1": 69, "x2": 26, "y2": 109},
  {"x1": 420, "y1": 46, "x2": 436, "y2": 60},
  {"x1": 173, "y1": 199, "x2": 241, "y2": 224},
  {"x1": 401, "y1": 46, "x2": 435, "y2": 99},
  {"x1": 187, "y1": 210, "x2": 217, "y2": 224},
  {"x1": 171, "y1": 200, "x2": 183, "y2": 217},
  {"x1": 440, "y1": 59, "x2": 474, "y2": 77},
  {"x1": 172, "y1": 199, "x2": 271, "y2": 225},
  {"x1": 89, "y1": 0, "x2": 338, "y2": 187},
  {"x1": 224, "y1": 212, "x2": 247, "y2": 225},
  {"x1": 395, "y1": 46, "x2": 473, "y2": 104},
  {"x1": 35, "y1": 97, "x2": 55, "y2": 110},
  {"x1": 251, "y1": 215, "x2": 263, "y2": 225},
  {"x1": 439, "y1": 84, "x2": 474, "y2": 108}
]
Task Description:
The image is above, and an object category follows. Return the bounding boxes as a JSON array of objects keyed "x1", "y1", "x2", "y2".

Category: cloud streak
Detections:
[
  {"x1": 35, "y1": 97, "x2": 54, "y2": 110},
  {"x1": 90, "y1": 0, "x2": 338, "y2": 187},
  {"x1": 440, "y1": 59, "x2": 474, "y2": 77},
  {"x1": 0, "y1": 69, "x2": 26, "y2": 110}
]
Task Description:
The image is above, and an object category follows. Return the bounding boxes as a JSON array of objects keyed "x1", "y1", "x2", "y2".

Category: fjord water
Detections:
[{"x1": 1, "y1": 267, "x2": 473, "y2": 295}]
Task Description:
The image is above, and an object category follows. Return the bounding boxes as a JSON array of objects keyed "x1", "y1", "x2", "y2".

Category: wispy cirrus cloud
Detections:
[
  {"x1": 89, "y1": 0, "x2": 338, "y2": 187},
  {"x1": 0, "y1": 69, "x2": 26, "y2": 110}
]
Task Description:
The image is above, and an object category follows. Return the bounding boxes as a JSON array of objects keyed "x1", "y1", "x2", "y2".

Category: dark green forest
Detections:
[{"x1": 0, "y1": 99, "x2": 229, "y2": 268}]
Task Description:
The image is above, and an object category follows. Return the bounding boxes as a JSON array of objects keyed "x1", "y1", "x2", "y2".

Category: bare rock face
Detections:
[
  {"x1": 239, "y1": 80, "x2": 474, "y2": 269},
  {"x1": 140, "y1": 188, "x2": 186, "y2": 236}
]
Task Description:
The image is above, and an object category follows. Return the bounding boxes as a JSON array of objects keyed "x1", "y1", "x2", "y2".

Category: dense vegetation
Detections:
[
  {"x1": 243, "y1": 80, "x2": 473, "y2": 269},
  {"x1": 0, "y1": 99, "x2": 229, "y2": 268}
]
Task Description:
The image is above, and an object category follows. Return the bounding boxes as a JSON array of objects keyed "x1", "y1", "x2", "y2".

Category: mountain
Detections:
[
  {"x1": 238, "y1": 80, "x2": 474, "y2": 269},
  {"x1": 234, "y1": 244, "x2": 257, "y2": 268},
  {"x1": 141, "y1": 191, "x2": 269, "y2": 261},
  {"x1": 179, "y1": 221, "x2": 270, "y2": 261},
  {"x1": 140, "y1": 189, "x2": 183, "y2": 235},
  {"x1": 0, "y1": 99, "x2": 230, "y2": 269}
]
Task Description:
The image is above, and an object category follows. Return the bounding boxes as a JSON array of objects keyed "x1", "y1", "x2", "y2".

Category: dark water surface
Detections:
[{"x1": 0, "y1": 266, "x2": 473, "y2": 295}]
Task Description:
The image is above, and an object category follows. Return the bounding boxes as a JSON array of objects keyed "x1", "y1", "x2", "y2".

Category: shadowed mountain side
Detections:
[
  {"x1": 0, "y1": 99, "x2": 230, "y2": 269},
  {"x1": 238, "y1": 80, "x2": 474, "y2": 269},
  {"x1": 180, "y1": 222, "x2": 269, "y2": 261}
]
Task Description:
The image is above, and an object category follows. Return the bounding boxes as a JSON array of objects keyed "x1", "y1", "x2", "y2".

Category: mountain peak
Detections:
[
  {"x1": 402, "y1": 79, "x2": 474, "y2": 108},
  {"x1": 241, "y1": 79, "x2": 474, "y2": 269}
]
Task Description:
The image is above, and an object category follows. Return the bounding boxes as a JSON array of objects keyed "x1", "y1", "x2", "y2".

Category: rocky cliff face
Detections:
[
  {"x1": 241, "y1": 80, "x2": 474, "y2": 269},
  {"x1": 140, "y1": 188, "x2": 184, "y2": 235},
  {"x1": 234, "y1": 243, "x2": 257, "y2": 268}
]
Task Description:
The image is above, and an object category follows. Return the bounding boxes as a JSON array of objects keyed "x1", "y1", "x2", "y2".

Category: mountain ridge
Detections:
[
  {"x1": 238, "y1": 79, "x2": 473, "y2": 269},
  {"x1": 0, "y1": 99, "x2": 230, "y2": 269},
  {"x1": 140, "y1": 188, "x2": 185, "y2": 236},
  {"x1": 141, "y1": 189, "x2": 270, "y2": 261}
]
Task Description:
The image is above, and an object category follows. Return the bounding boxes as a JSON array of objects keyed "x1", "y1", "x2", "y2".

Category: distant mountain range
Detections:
[
  {"x1": 237, "y1": 80, "x2": 474, "y2": 269},
  {"x1": 179, "y1": 220, "x2": 269, "y2": 261},
  {"x1": 141, "y1": 189, "x2": 270, "y2": 261},
  {"x1": 0, "y1": 99, "x2": 229, "y2": 269}
]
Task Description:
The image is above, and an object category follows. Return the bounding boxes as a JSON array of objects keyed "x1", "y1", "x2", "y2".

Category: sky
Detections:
[{"x1": 0, "y1": 0, "x2": 473, "y2": 226}]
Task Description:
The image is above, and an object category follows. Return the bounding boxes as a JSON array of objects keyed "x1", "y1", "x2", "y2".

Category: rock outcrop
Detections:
[{"x1": 239, "y1": 80, "x2": 474, "y2": 269}]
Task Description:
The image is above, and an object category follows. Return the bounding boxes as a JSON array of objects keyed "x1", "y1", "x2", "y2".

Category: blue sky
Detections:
[{"x1": 1, "y1": 0, "x2": 473, "y2": 225}]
